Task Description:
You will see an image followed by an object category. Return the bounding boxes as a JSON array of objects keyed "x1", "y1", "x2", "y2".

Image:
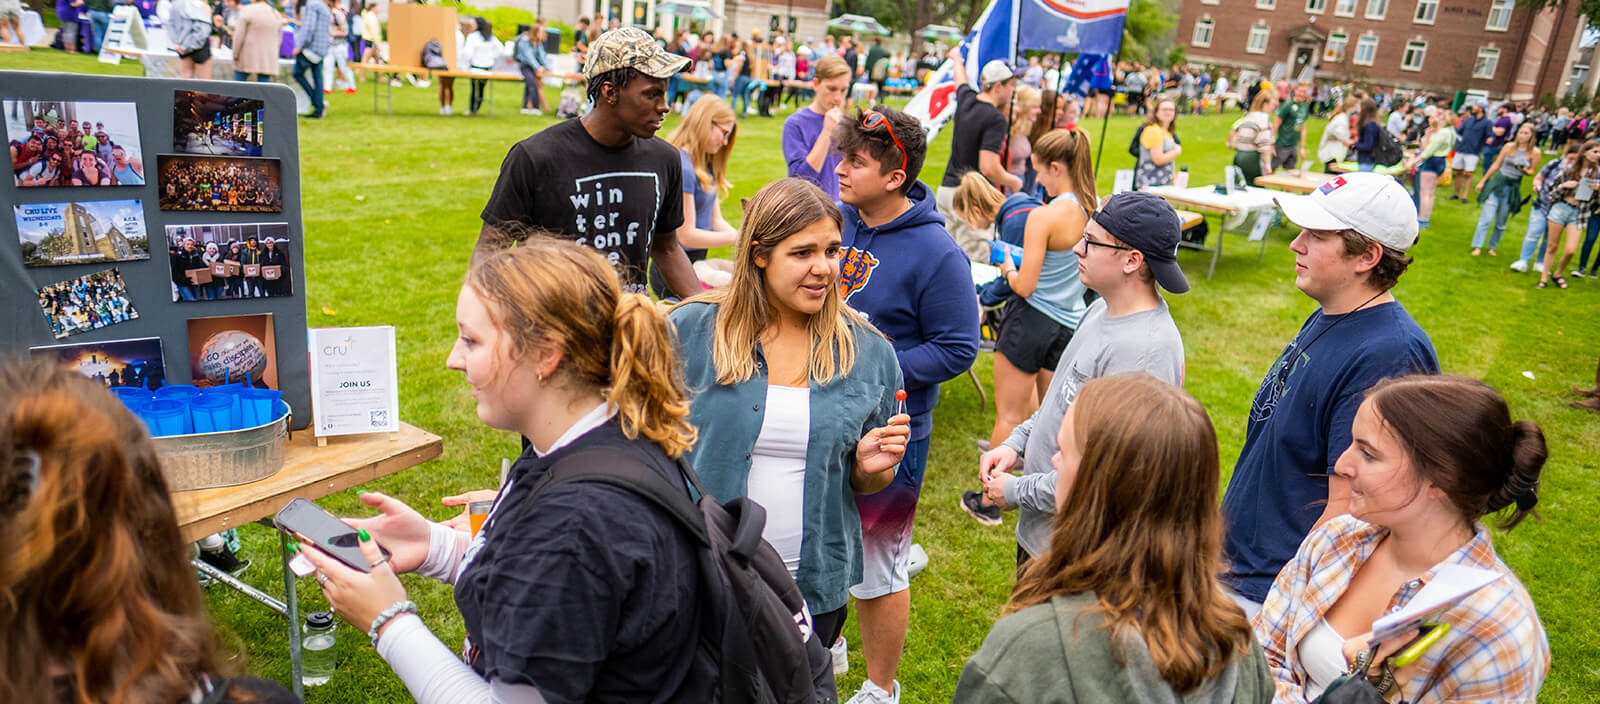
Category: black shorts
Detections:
[
  {"x1": 181, "y1": 44, "x2": 212, "y2": 63},
  {"x1": 995, "y1": 297, "x2": 1074, "y2": 374}
]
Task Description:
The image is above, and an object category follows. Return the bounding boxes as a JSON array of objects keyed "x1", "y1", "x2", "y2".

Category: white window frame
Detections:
[
  {"x1": 1402, "y1": 40, "x2": 1427, "y2": 71},
  {"x1": 1325, "y1": 32, "x2": 1348, "y2": 62},
  {"x1": 1365, "y1": 0, "x2": 1387, "y2": 19},
  {"x1": 1335, "y1": 0, "x2": 1357, "y2": 16},
  {"x1": 1474, "y1": 47, "x2": 1500, "y2": 78},
  {"x1": 1413, "y1": 0, "x2": 1437, "y2": 24},
  {"x1": 1306, "y1": 0, "x2": 1327, "y2": 13},
  {"x1": 1486, "y1": 0, "x2": 1513, "y2": 31},
  {"x1": 1247, "y1": 24, "x2": 1271, "y2": 54},
  {"x1": 1201, "y1": 0, "x2": 1219, "y2": 6},
  {"x1": 1257, "y1": 0, "x2": 1277, "y2": 9},
  {"x1": 1353, "y1": 34, "x2": 1379, "y2": 65},
  {"x1": 1192, "y1": 18, "x2": 1215, "y2": 47}
]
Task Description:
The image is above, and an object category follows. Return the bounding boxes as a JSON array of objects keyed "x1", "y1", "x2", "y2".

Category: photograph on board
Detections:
[
  {"x1": 14, "y1": 198, "x2": 150, "y2": 267},
  {"x1": 187, "y1": 313, "x2": 278, "y2": 389},
  {"x1": 165, "y1": 222, "x2": 293, "y2": 301},
  {"x1": 157, "y1": 154, "x2": 282, "y2": 213},
  {"x1": 35, "y1": 267, "x2": 139, "y2": 340},
  {"x1": 173, "y1": 90, "x2": 265, "y2": 156},
  {"x1": 31, "y1": 336, "x2": 167, "y2": 391},
  {"x1": 5, "y1": 99, "x2": 146, "y2": 187}
]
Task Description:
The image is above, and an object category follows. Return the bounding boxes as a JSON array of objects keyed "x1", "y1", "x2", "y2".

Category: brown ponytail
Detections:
[
  {"x1": 467, "y1": 234, "x2": 697, "y2": 458},
  {"x1": 1031, "y1": 128, "x2": 1098, "y2": 211}
]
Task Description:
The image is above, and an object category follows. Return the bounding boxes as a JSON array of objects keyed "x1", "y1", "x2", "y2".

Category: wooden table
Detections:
[
  {"x1": 173, "y1": 421, "x2": 442, "y2": 698},
  {"x1": 352, "y1": 62, "x2": 527, "y2": 116},
  {"x1": 1143, "y1": 185, "x2": 1281, "y2": 279},
  {"x1": 1254, "y1": 170, "x2": 1335, "y2": 194}
]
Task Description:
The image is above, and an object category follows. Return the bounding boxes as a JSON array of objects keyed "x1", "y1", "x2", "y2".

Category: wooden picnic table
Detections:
[
  {"x1": 1254, "y1": 170, "x2": 1335, "y2": 194},
  {"x1": 1143, "y1": 185, "x2": 1281, "y2": 279},
  {"x1": 352, "y1": 62, "x2": 547, "y2": 116}
]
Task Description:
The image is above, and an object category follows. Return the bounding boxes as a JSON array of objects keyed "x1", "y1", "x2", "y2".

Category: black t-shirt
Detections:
[
  {"x1": 454, "y1": 420, "x2": 712, "y2": 703},
  {"x1": 481, "y1": 118, "x2": 686, "y2": 293},
  {"x1": 941, "y1": 84, "x2": 1009, "y2": 187}
]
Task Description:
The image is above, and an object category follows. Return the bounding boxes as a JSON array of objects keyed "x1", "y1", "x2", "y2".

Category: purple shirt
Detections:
[
  {"x1": 782, "y1": 107, "x2": 841, "y2": 199},
  {"x1": 1485, "y1": 116, "x2": 1514, "y2": 148}
]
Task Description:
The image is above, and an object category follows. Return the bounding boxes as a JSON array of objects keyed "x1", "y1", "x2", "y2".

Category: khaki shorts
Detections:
[{"x1": 1451, "y1": 153, "x2": 1480, "y2": 171}]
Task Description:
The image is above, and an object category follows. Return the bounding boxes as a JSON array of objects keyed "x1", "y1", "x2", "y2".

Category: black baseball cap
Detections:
[{"x1": 1090, "y1": 191, "x2": 1190, "y2": 294}]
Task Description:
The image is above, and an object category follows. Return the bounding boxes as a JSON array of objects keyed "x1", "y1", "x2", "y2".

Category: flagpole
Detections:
[{"x1": 1093, "y1": 45, "x2": 1123, "y2": 180}]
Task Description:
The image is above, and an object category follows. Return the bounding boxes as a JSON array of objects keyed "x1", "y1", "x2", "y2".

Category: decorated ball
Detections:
[{"x1": 199, "y1": 330, "x2": 268, "y2": 384}]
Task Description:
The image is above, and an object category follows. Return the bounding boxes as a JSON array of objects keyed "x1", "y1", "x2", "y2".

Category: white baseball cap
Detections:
[
  {"x1": 1273, "y1": 173, "x2": 1419, "y2": 252},
  {"x1": 980, "y1": 60, "x2": 1017, "y2": 87}
]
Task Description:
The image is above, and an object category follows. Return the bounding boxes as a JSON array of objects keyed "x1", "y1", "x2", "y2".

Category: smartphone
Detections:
[{"x1": 273, "y1": 497, "x2": 388, "y2": 573}]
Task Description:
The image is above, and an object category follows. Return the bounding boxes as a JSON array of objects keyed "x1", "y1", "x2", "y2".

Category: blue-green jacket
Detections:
[{"x1": 669, "y1": 301, "x2": 903, "y2": 614}]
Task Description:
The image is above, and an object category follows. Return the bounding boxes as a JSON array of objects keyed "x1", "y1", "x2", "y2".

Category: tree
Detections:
[
  {"x1": 1121, "y1": 0, "x2": 1176, "y2": 65},
  {"x1": 1516, "y1": 0, "x2": 1597, "y2": 27}
]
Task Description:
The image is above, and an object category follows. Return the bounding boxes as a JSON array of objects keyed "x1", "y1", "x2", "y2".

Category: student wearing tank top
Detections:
[
  {"x1": 670, "y1": 178, "x2": 909, "y2": 653},
  {"x1": 954, "y1": 128, "x2": 1096, "y2": 527}
]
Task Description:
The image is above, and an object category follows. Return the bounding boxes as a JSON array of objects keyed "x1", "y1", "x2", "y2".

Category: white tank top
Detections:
[
  {"x1": 747, "y1": 384, "x2": 810, "y2": 578},
  {"x1": 1299, "y1": 618, "x2": 1349, "y2": 701}
]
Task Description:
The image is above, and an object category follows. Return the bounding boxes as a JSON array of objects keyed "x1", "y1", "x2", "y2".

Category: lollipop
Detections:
[{"x1": 895, "y1": 389, "x2": 907, "y2": 416}]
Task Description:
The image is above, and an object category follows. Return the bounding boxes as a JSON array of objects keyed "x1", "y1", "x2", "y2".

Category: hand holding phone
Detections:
[{"x1": 274, "y1": 497, "x2": 390, "y2": 573}]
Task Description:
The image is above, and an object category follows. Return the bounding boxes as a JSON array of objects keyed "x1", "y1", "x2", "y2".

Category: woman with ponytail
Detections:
[
  {"x1": 300, "y1": 236, "x2": 717, "y2": 702},
  {"x1": 1257, "y1": 375, "x2": 1550, "y2": 703},
  {"x1": 0, "y1": 359, "x2": 295, "y2": 704},
  {"x1": 670, "y1": 177, "x2": 908, "y2": 653},
  {"x1": 955, "y1": 128, "x2": 1094, "y2": 515}
]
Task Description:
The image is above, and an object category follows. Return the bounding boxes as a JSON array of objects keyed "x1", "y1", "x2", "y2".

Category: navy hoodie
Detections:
[{"x1": 839, "y1": 181, "x2": 981, "y2": 442}]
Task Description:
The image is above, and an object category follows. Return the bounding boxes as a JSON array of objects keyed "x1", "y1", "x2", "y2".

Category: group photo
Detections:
[{"x1": 0, "y1": 0, "x2": 1597, "y2": 703}]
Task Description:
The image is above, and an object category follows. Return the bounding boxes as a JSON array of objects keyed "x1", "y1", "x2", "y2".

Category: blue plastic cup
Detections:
[
  {"x1": 154, "y1": 384, "x2": 201, "y2": 402},
  {"x1": 200, "y1": 386, "x2": 244, "y2": 429},
  {"x1": 190, "y1": 393, "x2": 237, "y2": 433},
  {"x1": 143, "y1": 399, "x2": 189, "y2": 437},
  {"x1": 240, "y1": 388, "x2": 283, "y2": 427},
  {"x1": 110, "y1": 386, "x2": 152, "y2": 413}
]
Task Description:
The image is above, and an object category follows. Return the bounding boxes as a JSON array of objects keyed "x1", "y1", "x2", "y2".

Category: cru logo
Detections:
[
  {"x1": 839, "y1": 247, "x2": 880, "y2": 300},
  {"x1": 1317, "y1": 175, "x2": 1348, "y2": 196},
  {"x1": 322, "y1": 336, "x2": 356, "y2": 357}
]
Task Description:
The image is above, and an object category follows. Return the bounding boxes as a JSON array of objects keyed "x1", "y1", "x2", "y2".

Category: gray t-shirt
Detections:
[{"x1": 1001, "y1": 297, "x2": 1185, "y2": 557}]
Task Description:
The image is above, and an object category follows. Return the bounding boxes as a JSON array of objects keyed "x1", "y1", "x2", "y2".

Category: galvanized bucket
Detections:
[{"x1": 152, "y1": 401, "x2": 290, "y2": 491}]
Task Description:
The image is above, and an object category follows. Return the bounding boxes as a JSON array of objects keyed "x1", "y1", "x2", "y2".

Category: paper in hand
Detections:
[{"x1": 1370, "y1": 564, "x2": 1500, "y2": 646}]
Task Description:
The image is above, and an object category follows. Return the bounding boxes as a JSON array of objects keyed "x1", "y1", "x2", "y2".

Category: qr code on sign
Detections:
[{"x1": 370, "y1": 409, "x2": 388, "y2": 427}]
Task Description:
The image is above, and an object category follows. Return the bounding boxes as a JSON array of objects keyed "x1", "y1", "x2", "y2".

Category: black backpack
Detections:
[
  {"x1": 531, "y1": 447, "x2": 836, "y2": 704},
  {"x1": 1371, "y1": 127, "x2": 1404, "y2": 167},
  {"x1": 421, "y1": 40, "x2": 447, "y2": 70},
  {"x1": 1129, "y1": 123, "x2": 1145, "y2": 158}
]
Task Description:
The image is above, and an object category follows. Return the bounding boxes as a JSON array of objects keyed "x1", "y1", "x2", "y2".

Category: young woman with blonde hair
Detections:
[
  {"x1": 1004, "y1": 86, "x2": 1042, "y2": 187},
  {"x1": 648, "y1": 94, "x2": 741, "y2": 296},
  {"x1": 302, "y1": 236, "x2": 719, "y2": 702},
  {"x1": 956, "y1": 127, "x2": 1095, "y2": 526},
  {"x1": 0, "y1": 359, "x2": 297, "y2": 704},
  {"x1": 954, "y1": 373, "x2": 1270, "y2": 702},
  {"x1": 670, "y1": 176, "x2": 909, "y2": 655}
]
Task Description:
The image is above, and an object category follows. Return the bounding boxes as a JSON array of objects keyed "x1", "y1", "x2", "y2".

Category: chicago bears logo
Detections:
[{"x1": 839, "y1": 247, "x2": 880, "y2": 300}]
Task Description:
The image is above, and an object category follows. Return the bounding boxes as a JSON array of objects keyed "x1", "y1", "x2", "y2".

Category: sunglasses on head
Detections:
[{"x1": 861, "y1": 110, "x2": 907, "y2": 172}]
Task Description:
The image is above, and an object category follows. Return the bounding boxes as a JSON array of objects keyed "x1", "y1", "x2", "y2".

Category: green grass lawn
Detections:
[{"x1": 7, "y1": 51, "x2": 1599, "y2": 702}]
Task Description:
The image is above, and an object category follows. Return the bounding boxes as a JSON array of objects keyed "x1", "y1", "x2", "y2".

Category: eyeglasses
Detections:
[
  {"x1": 1081, "y1": 235, "x2": 1134, "y2": 252},
  {"x1": 861, "y1": 110, "x2": 907, "y2": 172}
]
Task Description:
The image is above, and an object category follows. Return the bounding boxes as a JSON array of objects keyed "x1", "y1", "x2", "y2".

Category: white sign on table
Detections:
[
  {"x1": 97, "y1": 6, "x2": 147, "y2": 65},
  {"x1": 308, "y1": 326, "x2": 400, "y2": 438}
]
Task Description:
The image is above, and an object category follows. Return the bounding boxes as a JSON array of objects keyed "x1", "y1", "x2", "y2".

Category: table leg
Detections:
[
  {"x1": 1208, "y1": 213, "x2": 1224, "y2": 279},
  {"x1": 488, "y1": 79, "x2": 494, "y2": 117},
  {"x1": 280, "y1": 530, "x2": 305, "y2": 701}
]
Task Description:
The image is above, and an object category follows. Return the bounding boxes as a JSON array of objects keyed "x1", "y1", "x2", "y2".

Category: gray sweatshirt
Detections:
[{"x1": 1002, "y1": 297, "x2": 1185, "y2": 557}]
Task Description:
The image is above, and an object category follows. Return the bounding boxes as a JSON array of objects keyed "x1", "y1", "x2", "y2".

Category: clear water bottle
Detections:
[{"x1": 301, "y1": 611, "x2": 337, "y2": 687}]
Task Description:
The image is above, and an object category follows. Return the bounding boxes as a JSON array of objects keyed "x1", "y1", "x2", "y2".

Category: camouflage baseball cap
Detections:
[{"x1": 584, "y1": 27, "x2": 690, "y2": 81}]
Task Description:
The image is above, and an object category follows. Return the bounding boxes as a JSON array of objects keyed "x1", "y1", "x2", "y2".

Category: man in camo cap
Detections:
[{"x1": 479, "y1": 27, "x2": 701, "y2": 298}]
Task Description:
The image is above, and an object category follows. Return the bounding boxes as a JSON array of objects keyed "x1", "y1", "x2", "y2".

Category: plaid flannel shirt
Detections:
[{"x1": 1254, "y1": 515, "x2": 1548, "y2": 703}]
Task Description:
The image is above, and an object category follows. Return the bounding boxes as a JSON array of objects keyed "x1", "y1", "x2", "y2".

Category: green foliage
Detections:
[
  {"x1": 13, "y1": 50, "x2": 1600, "y2": 704},
  {"x1": 448, "y1": 1, "x2": 574, "y2": 48},
  {"x1": 1561, "y1": 86, "x2": 1592, "y2": 114},
  {"x1": 1165, "y1": 45, "x2": 1187, "y2": 68},
  {"x1": 1517, "y1": 0, "x2": 1600, "y2": 29},
  {"x1": 1120, "y1": 0, "x2": 1175, "y2": 65},
  {"x1": 1538, "y1": 93, "x2": 1559, "y2": 111}
]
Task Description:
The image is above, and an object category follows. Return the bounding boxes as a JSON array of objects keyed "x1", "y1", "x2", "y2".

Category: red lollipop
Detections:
[{"x1": 895, "y1": 389, "x2": 907, "y2": 415}]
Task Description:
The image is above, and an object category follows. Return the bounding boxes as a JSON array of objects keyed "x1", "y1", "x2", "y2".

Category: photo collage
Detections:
[{"x1": 7, "y1": 89, "x2": 290, "y2": 392}]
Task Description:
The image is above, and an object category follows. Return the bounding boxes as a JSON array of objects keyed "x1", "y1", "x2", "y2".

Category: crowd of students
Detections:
[
  {"x1": 9, "y1": 114, "x2": 143, "y2": 187},
  {"x1": 158, "y1": 158, "x2": 281, "y2": 212},
  {"x1": 33, "y1": 267, "x2": 137, "y2": 338},
  {"x1": 7, "y1": 27, "x2": 1565, "y2": 704}
]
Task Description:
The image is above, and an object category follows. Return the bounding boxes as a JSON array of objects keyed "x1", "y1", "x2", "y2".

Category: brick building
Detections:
[{"x1": 1179, "y1": 0, "x2": 1587, "y2": 100}]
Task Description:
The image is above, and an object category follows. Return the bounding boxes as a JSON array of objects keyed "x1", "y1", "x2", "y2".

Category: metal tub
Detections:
[{"x1": 152, "y1": 401, "x2": 291, "y2": 491}]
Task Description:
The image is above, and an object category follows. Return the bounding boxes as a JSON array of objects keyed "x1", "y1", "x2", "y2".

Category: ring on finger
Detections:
[{"x1": 317, "y1": 573, "x2": 329, "y2": 585}]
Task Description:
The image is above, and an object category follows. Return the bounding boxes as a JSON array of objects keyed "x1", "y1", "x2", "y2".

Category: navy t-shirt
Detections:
[
  {"x1": 1455, "y1": 115, "x2": 1491, "y2": 155},
  {"x1": 1220, "y1": 301, "x2": 1438, "y2": 602}
]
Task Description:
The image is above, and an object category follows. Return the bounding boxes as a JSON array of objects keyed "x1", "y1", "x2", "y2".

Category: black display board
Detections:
[{"x1": 1, "y1": 71, "x2": 311, "y2": 430}]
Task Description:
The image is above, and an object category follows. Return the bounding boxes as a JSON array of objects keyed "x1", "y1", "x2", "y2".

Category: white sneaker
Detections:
[
  {"x1": 845, "y1": 680, "x2": 899, "y2": 704},
  {"x1": 830, "y1": 637, "x2": 848, "y2": 676},
  {"x1": 531, "y1": 108, "x2": 543, "y2": 116},
  {"x1": 520, "y1": 108, "x2": 536, "y2": 115},
  {"x1": 389, "y1": 78, "x2": 403, "y2": 87},
  {"x1": 1509, "y1": 259, "x2": 1529, "y2": 272},
  {"x1": 1534, "y1": 261, "x2": 1545, "y2": 273},
  {"x1": 746, "y1": 106, "x2": 757, "y2": 115},
  {"x1": 440, "y1": 105, "x2": 452, "y2": 115},
  {"x1": 906, "y1": 543, "x2": 929, "y2": 578}
]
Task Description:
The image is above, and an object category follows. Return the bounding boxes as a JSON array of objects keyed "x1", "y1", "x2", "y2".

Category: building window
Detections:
[
  {"x1": 1257, "y1": 0, "x2": 1276, "y2": 9},
  {"x1": 1325, "y1": 32, "x2": 1348, "y2": 61},
  {"x1": 1413, "y1": 0, "x2": 1437, "y2": 24},
  {"x1": 1192, "y1": 19, "x2": 1215, "y2": 47},
  {"x1": 1402, "y1": 40, "x2": 1426, "y2": 70},
  {"x1": 1247, "y1": 24, "x2": 1271, "y2": 53},
  {"x1": 1307, "y1": 0, "x2": 1327, "y2": 13},
  {"x1": 1486, "y1": 0, "x2": 1513, "y2": 30},
  {"x1": 1354, "y1": 34, "x2": 1379, "y2": 65},
  {"x1": 1475, "y1": 47, "x2": 1500, "y2": 78},
  {"x1": 1365, "y1": 0, "x2": 1387, "y2": 18},
  {"x1": 1335, "y1": 0, "x2": 1357, "y2": 15},
  {"x1": 1201, "y1": 0, "x2": 1219, "y2": 5}
]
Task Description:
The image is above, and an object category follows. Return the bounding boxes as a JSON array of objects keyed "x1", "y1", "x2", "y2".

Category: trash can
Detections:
[{"x1": 544, "y1": 27, "x2": 562, "y2": 53}]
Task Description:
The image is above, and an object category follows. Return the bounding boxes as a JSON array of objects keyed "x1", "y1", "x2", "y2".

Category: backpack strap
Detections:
[{"x1": 528, "y1": 447, "x2": 711, "y2": 545}]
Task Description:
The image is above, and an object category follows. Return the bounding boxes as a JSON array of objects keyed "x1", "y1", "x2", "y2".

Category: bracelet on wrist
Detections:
[{"x1": 368, "y1": 599, "x2": 418, "y2": 646}]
